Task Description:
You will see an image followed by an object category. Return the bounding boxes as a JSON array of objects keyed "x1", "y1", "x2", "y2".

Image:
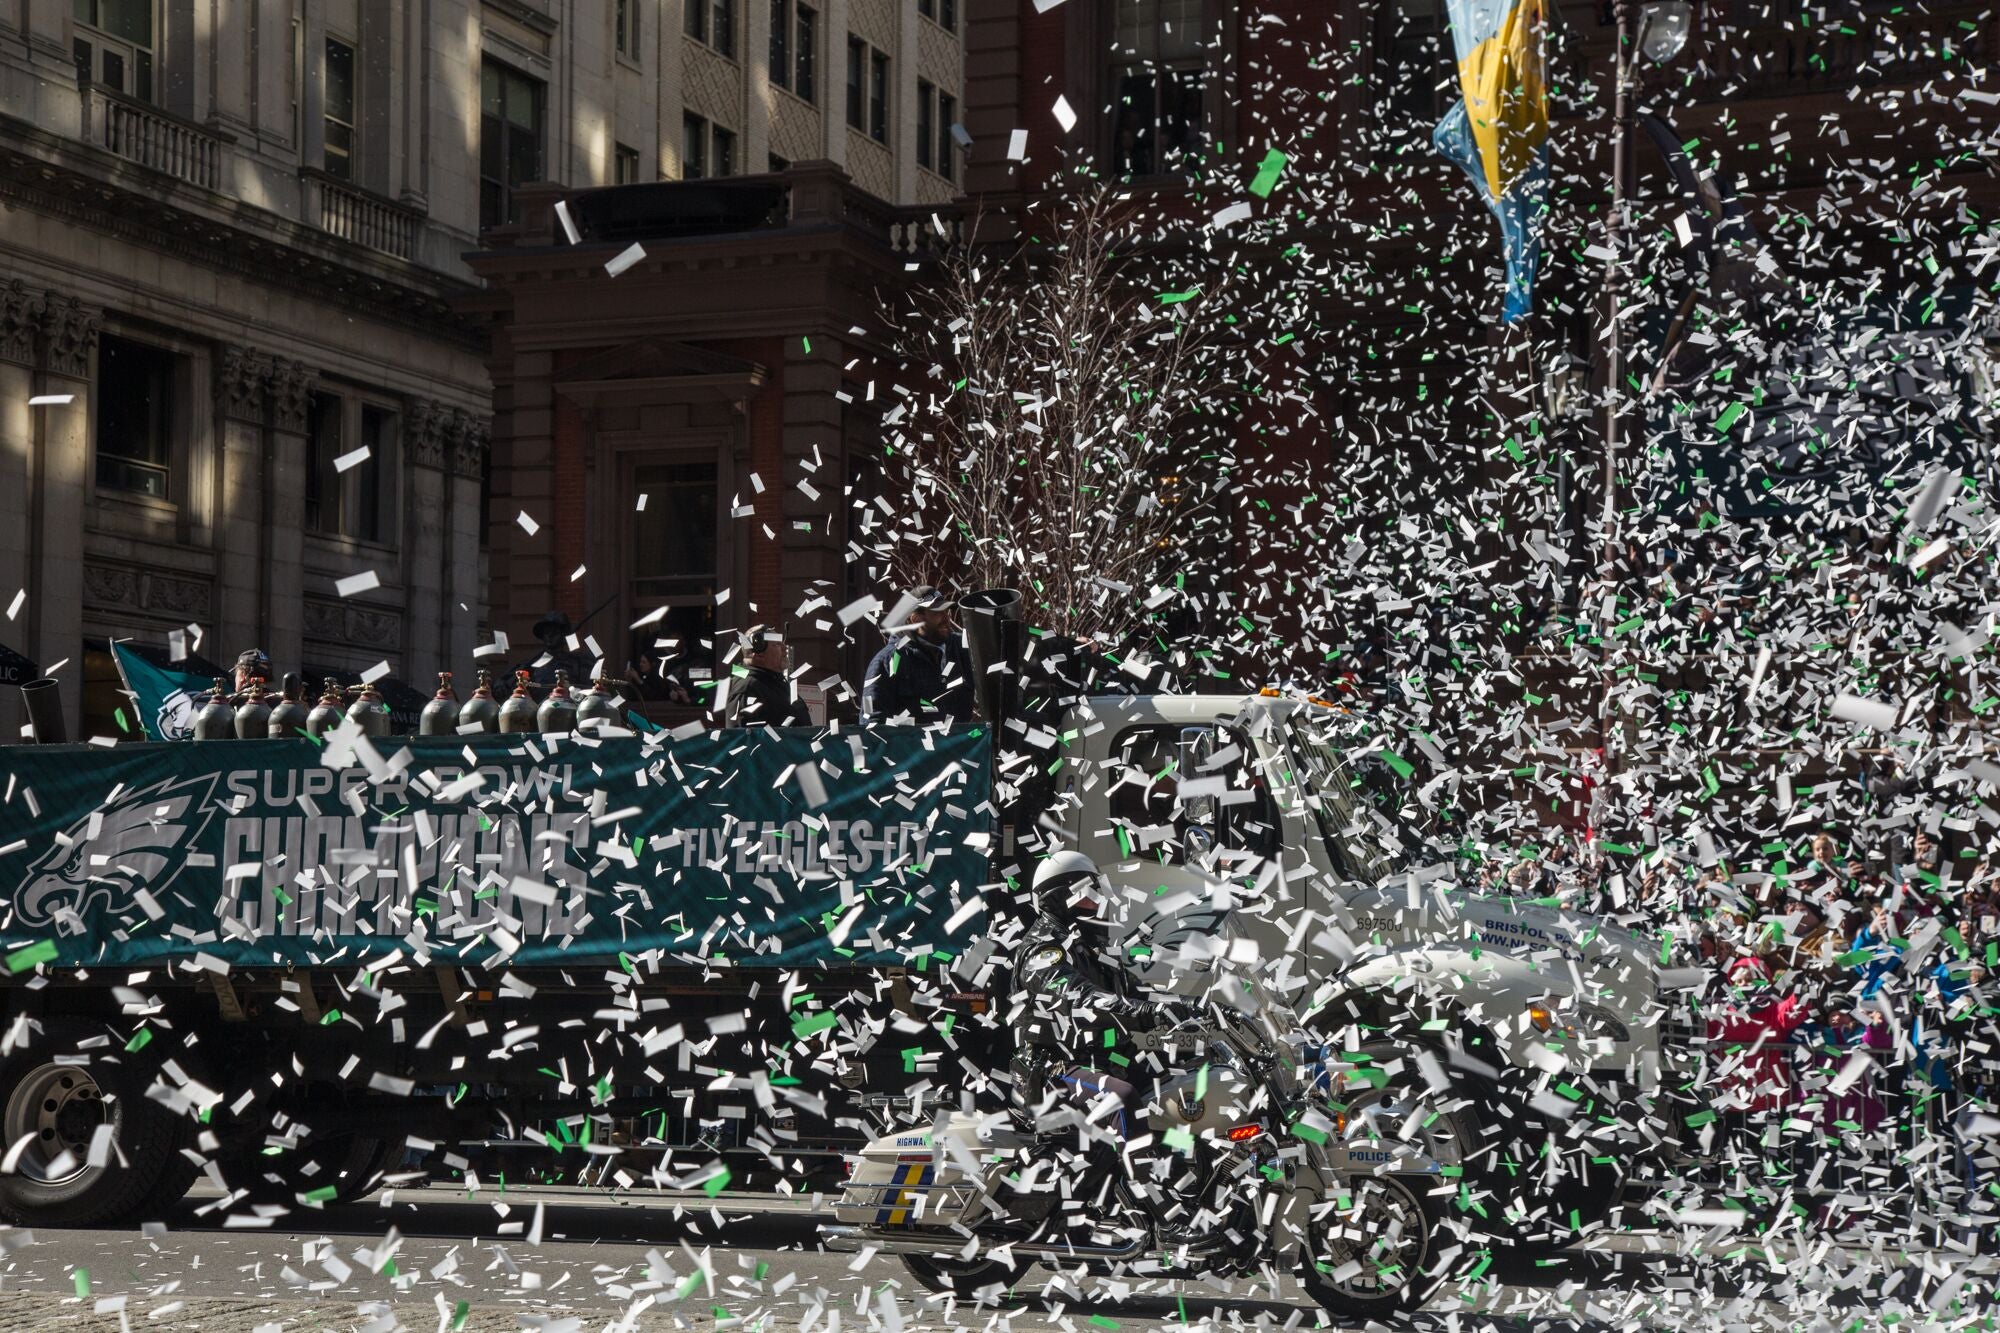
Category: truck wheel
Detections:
[
  {"x1": 0, "y1": 1022, "x2": 177, "y2": 1227},
  {"x1": 232, "y1": 1133, "x2": 386, "y2": 1205},
  {"x1": 901, "y1": 1253, "x2": 1031, "y2": 1302},
  {"x1": 1300, "y1": 1175, "x2": 1447, "y2": 1317}
]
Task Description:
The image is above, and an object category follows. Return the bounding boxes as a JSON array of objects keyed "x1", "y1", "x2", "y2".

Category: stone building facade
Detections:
[{"x1": 0, "y1": 0, "x2": 963, "y2": 737}]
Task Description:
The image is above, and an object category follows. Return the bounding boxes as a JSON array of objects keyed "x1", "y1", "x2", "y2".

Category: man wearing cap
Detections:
[
  {"x1": 862, "y1": 586, "x2": 973, "y2": 725},
  {"x1": 233, "y1": 649, "x2": 273, "y2": 696},
  {"x1": 724, "y1": 625, "x2": 811, "y2": 727}
]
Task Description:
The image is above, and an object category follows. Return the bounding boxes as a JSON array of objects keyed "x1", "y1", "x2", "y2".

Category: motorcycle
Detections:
[{"x1": 820, "y1": 1007, "x2": 1457, "y2": 1318}]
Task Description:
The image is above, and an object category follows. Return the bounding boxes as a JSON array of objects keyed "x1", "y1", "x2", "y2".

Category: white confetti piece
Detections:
[
  {"x1": 1052, "y1": 95, "x2": 1076, "y2": 134},
  {"x1": 554, "y1": 198, "x2": 581, "y2": 245},
  {"x1": 1829, "y1": 693, "x2": 1899, "y2": 730},
  {"x1": 26, "y1": 395, "x2": 73, "y2": 406},
  {"x1": 1006, "y1": 129, "x2": 1028, "y2": 161},
  {"x1": 360, "y1": 660, "x2": 390, "y2": 684},
  {"x1": 1211, "y1": 202, "x2": 1252, "y2": 230},
  {"x1": 334, "y1": 570, "x2": 381, "y2": 597},
  {"x1": 333, "y1": 445, "x2": 370, "y2": 473},
  {"x1": 4, "y1": 590, "x2": 21, "y2": 621},
  {"x1": 604, "y1": 242, "x2": 646, "y2": 277},
  {"x1": 517, "y1": 510, "x2": 541, "y2": 536}
]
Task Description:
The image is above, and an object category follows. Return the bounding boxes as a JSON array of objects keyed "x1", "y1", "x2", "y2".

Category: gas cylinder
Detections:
[
  {"x1": 306, "y1": 678, "x2": 346, "y2": 738},
  {"x1": 267, "y1": 672, "x2": 309, "y2": 738},
  {"x1": 420, "y1": 672, "x2": 459, "y2": 736},
  {"x1": 458, "y1": 668, "x2": 500, "y2": 732},
  {"x1": 576, "y1": 676, "x2": 622, "y2": 733},
  {"x1": 192, "y1": 678, "x2": 236, "y2": 740},
  {"x1": 347, "y1": 680, "x2": 391, "y2": 736},
  {"x1": 536, "y1": 669, "x2": 577, "y2": 734},
  {"x1": 497, "y1": 670, "x2": 539, "y2": 733},
  {"x1": 233, "y1": 679, "x2": 271, "y2": 738}
]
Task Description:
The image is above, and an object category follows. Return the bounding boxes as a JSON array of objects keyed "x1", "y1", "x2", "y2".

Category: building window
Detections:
[
  {"x1": 711, "y1": 125, "x2": 736, "y2": 177},
  {"x1": 916, "y1": 80, "x2": 934, "y2": 171},
  {"x1": 306, "y1": 392, "x2": 395, "y2": 544},
  {"x1": 795, "y1": 5, "x2": 816, "y2": 102},
  {"x1": 688, "y1": 0, "x2": 734, "y2": 56},
  {"x1": 614, "y1": 142, "x2": 642, "y2": 184},
  {"x1": 682, "y1": 112, "x2": 708, "y2": 178},
  {"x1": 1110, "y1": 0, "x2": 1208, "y2": 177},
  {"x1": 1375, "y1": 0, "x2": 1451, "y2": 126},
  {"x1": 868, "y1": 49, "x2": 888, "y2": 143},
  {"x1": 845, "y1": 35, "x2": 864, "y2": 130},
  {"x1": 615, "y1": 0, "x2": 638, "y2": 57},
  {"x1": 937, "y1": 91, "x2": 956, "y2": 182},
  {"x1": 480, "y1": 60, "x2": 544, "y2": 229},
  {"x1": 919, "y1": 0, "x2": 954, "y2": 31},
  {"x1": 769, "y1": 0, "x2": 790, "y2": 88},
  {"x1": 93, "y1": 333, "x2": 176, "y2": 500},
  {"x1": 770, "y1": 1, "x2": 818, "y2": 102},
  {"x1": 629, "y1": 459, "x2": 721, "y2": 685},
  {"x1": 323, "y1": 37, "x2": 356, "y2": 181},
  {"x1": 73, "y1": 0, "x2": 155, "y2": 101}
]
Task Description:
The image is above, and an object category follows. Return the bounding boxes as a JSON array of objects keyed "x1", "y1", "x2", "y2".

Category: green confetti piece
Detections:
[
  {"x1": 792, "y1": 1012, "x2": 838, "y2": 1039},
  {"x1": 1089, "y1": 1318, "x2": 1119, "y2": 1330},
  {"x1": 1289, "y1": 1118, "x2": 1328, "y2": 1144},
  {"x1": 704, "y1": 1166, "x2": 732, "y2": 1198},
  {"x1": 1155, "y1": 290, "x2": 1199, "y2": 305},
  {"x1": 452, "y1": 1301, "x2": 469, "y2": 1331},
  {"x1": 1163, "y1": 1125, "x2": 1195, "y2": 1153},
  {"x1": 73, "y1": 1269, "x2": 89, "y2": 1298},
  {"x1": 125, "y1": 1028, "x2": 152, "y2": 1053},
  {"x1": 1684, "y1": 1110, "x2": 1717, "y2": 1128},
  {"x1": 901, "y1": 1046, "x2": 925, "y2": 1072},
  {"x1": 1501, "y1": 437, "x2": 1525, "y2": 462},
  {"x1": 1715, "y1": 402, "x2": 1747, "y2": 433},
  {"x1": 303, "y1": 1185, "x2": 339, "y2": 1203},
  {"x1": 6, "y1": 940, "x2": 56, "y2": 973},
  {"x1": 1248, "y1": 148, "x2": 1288, "y2": 197},
  {"x1": 1381, "y1": 751, "x2": 1414, "y2": 779}
]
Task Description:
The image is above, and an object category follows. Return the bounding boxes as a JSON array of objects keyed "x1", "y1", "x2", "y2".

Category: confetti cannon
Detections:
[{"x1": 18, "y1": 677, "x2": 63, "y2": 745}]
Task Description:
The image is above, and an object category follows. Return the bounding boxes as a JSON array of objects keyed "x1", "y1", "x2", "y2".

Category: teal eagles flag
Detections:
[
  {"x1": 0, "y1": 729, "x2": 994, "y2": 970},
  {"x1": 110, "y1": 641, "x2": 211, "y2": 742}
]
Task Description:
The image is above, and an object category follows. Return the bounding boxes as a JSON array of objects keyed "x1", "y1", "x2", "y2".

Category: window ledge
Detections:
[
  {"x1": 689, "y1": 41, "x2": 741, "y2": 66},
  {"x1": 304, "y1": 531, "x2": 400, "y2": 563},
  {"x1": 770, "y1": 83, "x2": 819, "y2": 112},
  {"x1": 615, "y1": 52, "x2": 643, "y2": 74},
  {"x1": 91, "y1": 488, "x2": 179, "y2": 518}
]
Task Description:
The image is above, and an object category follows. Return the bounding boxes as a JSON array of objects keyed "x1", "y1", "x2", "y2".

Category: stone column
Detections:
[
  {"x1": 265, "y1": 359, "x2": 313, "y2": 679},
  {"x1": 493, "y1": 351, "x2": 555, "y2": 648},
  {"x1": 213, "y1": 348, "x2": 269, "y2": 664},
  {"x1": 402, "y1": 397, "x2": 451, "y2": 686},
  {"x1": 29, "y1": 296, "x2": 97, "y2": 734},
  {"x1": 780, "y1": 333, "x2": 846, "y2": 692},
  {"x1": 821, "y1": 0, "x2": 850, "y2": 166},
  {"x1": 446, "y1": 414, "x2": 487, "y2": 673},
  {"x1": 0, "y1": 281, "x2": 45, "y2": 740}
]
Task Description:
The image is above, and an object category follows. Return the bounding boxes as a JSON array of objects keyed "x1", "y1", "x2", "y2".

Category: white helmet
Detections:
[{"x1": 1032, "y1": 850, "x2": 1104, "y2": 919}]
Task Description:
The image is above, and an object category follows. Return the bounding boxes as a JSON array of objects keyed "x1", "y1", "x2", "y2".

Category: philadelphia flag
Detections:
[{"x1": 1433, "y1": 0, "x2": 1550, "y2": 322}]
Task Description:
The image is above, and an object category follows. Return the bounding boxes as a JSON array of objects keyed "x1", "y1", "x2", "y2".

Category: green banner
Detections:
[{"x1": 0, "y1": 729, "x2": 992, "y2": 971}]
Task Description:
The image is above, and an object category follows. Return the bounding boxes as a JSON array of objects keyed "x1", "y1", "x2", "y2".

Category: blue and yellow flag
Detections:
[{"x1": 1433, "y1": 0, "x2": 1549, "y2": 322}]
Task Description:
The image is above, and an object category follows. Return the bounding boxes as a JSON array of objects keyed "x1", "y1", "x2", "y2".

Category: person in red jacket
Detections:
[{"x1": 1707, "y1": 955, "x2": 1811, "y2": 1117}]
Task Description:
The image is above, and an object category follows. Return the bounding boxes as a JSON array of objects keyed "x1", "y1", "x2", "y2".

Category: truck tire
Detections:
[{"x1": 0, "y1": 1021, "x2": 178, "y2": 1227}]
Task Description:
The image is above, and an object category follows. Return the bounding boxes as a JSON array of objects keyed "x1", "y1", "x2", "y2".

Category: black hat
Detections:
[
  {"x1": 533, "y1": 611, "x2": 574, "y2": 644},
  {"x1": 235, "y1": 648, "x2": 272, "y2": 676},
  {"x1": 909, "y1": 586, "x2": 950, "y2": 611}
]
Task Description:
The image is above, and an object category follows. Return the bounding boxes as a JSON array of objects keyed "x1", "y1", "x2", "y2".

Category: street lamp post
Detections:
[{"x1": 1597, "y1": 0, "x2": 1691, "y2": 765}]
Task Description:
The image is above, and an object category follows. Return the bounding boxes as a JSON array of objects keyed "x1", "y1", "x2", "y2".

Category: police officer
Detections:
[
  {"x1": 1004, "y1": 851, "x2": 1192, "y2": 1137},
  {"x1": 862, "y1": 587, "x2": 974, "y2": 724},
  {"x1": 724, "y1": 625, "x2": 810, "y2": 727}
]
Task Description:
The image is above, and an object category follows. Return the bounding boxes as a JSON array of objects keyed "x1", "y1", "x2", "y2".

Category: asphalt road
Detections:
[{"x1": 0, "y1": 1186, "x2": 1952, "y2": 1332}]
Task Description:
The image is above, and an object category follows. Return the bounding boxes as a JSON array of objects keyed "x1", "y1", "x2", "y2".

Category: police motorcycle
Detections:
[{"x1": 821, "y1": 979, "x2": 1457, "y2": 1316}]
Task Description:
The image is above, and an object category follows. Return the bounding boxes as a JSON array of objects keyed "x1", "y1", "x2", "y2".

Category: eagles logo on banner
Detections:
[
  {"x1": 1433, "y1": 0, "x2": 1550, "y2": 323},
  {"x1": 109, "y1": 641, "x2": 210, "y2": 742}
]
